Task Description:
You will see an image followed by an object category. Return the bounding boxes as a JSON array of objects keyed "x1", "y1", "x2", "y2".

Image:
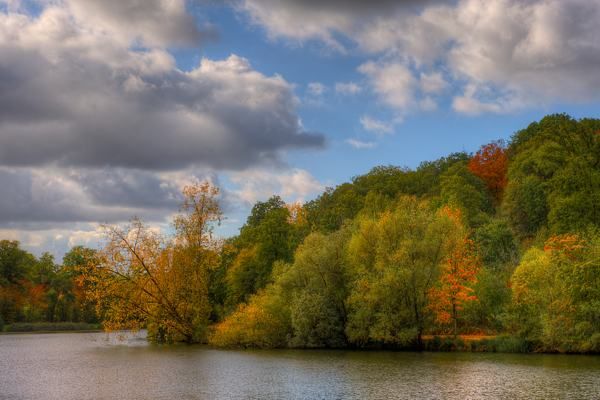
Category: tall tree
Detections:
[
  {"x1": 280, "y1": 228, "x2": 351, "y2": 348},
  {"x1": 83, "y1": 182, "x2": 221, "y2": 343},
  {"x1": 428, "y1": 221, "x2": 481, "y2": 337},
  {"x1": 224, "y1": 196, "x2": 298, "y2": 307},
  {"x1": 0, "y1": 241, "x2": 36, "y2": 323},
  {"x1": 345, "y1": 197, "x2": 466, "y2": 347}
]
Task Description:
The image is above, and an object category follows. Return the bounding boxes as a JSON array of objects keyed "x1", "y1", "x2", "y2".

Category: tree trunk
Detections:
[{"x1": 452, "y1": 302, "x2": 457, "y2": 338}]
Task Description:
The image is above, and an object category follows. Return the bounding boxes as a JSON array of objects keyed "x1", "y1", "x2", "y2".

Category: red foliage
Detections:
[{"x1": 468, "y1": 141, "x2": 508, "y2": 202}]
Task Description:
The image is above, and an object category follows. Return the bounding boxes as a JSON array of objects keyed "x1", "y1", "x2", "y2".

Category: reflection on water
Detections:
[
  {"x1": 102, "y1": 330, "x2": 149, "y2": 347},
  {"x1": 1, "y1": 332, "x2": 599, "y2": 400}
]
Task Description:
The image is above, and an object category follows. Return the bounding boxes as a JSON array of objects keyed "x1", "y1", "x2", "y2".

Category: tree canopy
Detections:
[{"x1": 3, "y1": 114, "x2": 599, "y2": 352}]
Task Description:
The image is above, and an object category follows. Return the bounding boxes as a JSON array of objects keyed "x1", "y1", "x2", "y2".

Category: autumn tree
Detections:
[
  {"x1": 468, "y1": 141, "x2": 508, "y2": 203},
  {"x1": 84, "y1": 182, "x2": 221, "y2": 343},
  {"x1": 0, "y1": 241, "x2": 36, "y2": 323},
  {"x1": 345, "y1": 197, "x2": 466, "y2": 348},
  {"x1": 428, "y1": 217, "x2": 481, "y2": 337},
  {"x1": 510, "y1": 233, "x2": 600, "y2": 351},
  {"x1": 209, "y1": 281, "x2": 291, "y2": 348}
]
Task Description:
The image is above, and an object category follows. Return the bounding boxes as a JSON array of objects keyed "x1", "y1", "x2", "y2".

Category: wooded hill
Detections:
[{"x1": 2, "y1": 114, "x2": 599, "y2": 352}]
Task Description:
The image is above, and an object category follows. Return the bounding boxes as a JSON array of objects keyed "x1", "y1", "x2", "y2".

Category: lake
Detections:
[{"x1": 1, "y1": 332, "x2": 599, "y2": 399}]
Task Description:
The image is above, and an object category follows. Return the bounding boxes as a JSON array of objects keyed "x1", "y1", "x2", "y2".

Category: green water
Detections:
[{"x1": 1, "y1": 332, "x2": 599, "y2": 399}]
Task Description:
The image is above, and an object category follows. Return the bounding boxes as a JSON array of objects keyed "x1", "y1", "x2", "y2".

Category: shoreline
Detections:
[
  {"x1": 0, "y1": 329, "x2": 103, "y2": 335},
  {"x1": 1, "y1": 322, "x2": 102, "y2": 335},
  {"x1": 2, "y1": 330, "x2": 598, "y2": 355}
]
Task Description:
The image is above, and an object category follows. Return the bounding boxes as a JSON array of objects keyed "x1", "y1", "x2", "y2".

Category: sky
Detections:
[{"x1": 1, "y1": 0, "x2": 600, "y2": 259}]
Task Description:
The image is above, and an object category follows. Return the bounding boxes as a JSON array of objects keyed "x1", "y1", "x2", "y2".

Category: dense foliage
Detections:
[
  {"x1": 2, "y1": 114, "x2": 599, "y2": 352},
  {"x1": 0, "y1": 242, "x2": 98, "y2": 327}
]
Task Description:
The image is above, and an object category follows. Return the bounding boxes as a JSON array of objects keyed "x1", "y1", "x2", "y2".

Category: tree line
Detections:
[{"x1": 1, "y1": 114, "x2": 599, "y2": 352}]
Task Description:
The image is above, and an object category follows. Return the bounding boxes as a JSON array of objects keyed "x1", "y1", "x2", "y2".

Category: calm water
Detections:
[{"x1": 1, "y1": 332, "x2": 599, "y2": 399}]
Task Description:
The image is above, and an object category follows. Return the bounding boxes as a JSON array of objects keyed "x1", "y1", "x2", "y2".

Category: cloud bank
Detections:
[
  {"x1": 241, "y1": 0, "x2": 600, "y2": 114},
  {"x1": 0, "y1": 1, "x2": 326, "y2": 255}
]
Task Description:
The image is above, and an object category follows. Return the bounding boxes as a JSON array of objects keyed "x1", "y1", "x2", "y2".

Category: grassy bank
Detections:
[{"x1": 2, "y1": 322, "x2": 102, "y2": 334}]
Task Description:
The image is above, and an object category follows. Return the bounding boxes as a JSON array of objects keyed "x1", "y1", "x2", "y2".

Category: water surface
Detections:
[{"x1": 1, "y1": 332, "x2": 599, "y2": 399}]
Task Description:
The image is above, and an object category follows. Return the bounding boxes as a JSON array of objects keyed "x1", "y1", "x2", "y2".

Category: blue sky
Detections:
[
  {"x1": 1, "y1": 0, "x2": 599, "y2": 258},
  {"x1": 186, "y1": 2, "x2": 600, "y2": 181}
]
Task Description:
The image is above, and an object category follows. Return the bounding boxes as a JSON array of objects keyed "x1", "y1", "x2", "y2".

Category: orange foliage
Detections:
[
  {"x1": 439, "y1": 205, "x2": 463, "y2": 225},
  {"x1": 428, "y1": 237, "x2": 481, "y2": 334},
  {"x1": 468, "y1": 141, "x2": 508, "y2": 202},
  {"x1": 0, "y1": 285, "x2": 25, "y2": 323},
  {"x1": 80, "y1": 182, "x2": 221, "y2": 342},
  {"x1": 543, "y1": 234, "x2": 585, "y2": 260},
  {"x1": 26, "y1": 283, "x2": 48, "y2": 311},
  {"x1": 286, "y1": 202, "x2": 307, "y2": 225}
]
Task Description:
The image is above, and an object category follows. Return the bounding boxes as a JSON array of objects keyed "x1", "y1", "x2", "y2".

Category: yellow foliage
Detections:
[
  {"x1": 81, "y1": 182, "x2": 220, "y2": 343},
  {"x1": 209, "y1": 285, "x2": 290, "y2": 348}
]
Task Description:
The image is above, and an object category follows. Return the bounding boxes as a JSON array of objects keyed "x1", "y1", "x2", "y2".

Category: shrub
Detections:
[
  {"x1": 490, "y1": 335, "x2": 535, "y2": 353},
  {"x1": 579, "y1": 333, "x2": 600, "y2": 353},
  {"x1": 209, "y1": 286, "x2": 291, "y2": 348}
]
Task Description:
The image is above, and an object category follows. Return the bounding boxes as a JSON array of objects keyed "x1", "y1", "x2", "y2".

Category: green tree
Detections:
[
  {"x1": 0, "y1": 241, "x2": 36, "y2": 323},
  {"x1": 345, "y1": 197, "x2": 466, "y2": 347},
  {"x1": 510, "y1": 233, "x2": 600, "y2": 351},
  {"x1": 305, "y1": 184, "x2": 364, "y2": 232},
  {"x1": 279, "y1": 229, "x2": 352, "y2": 348},
  {"x1": 61, "y1": 246, "x2": 100, "y2": 323},
  {"x1": 0, "y1": 240, "x2": 35, "y2": 285},
  {"x1": 504, "y1": 114, "x2": 600, "y2": 238},
  {"x1": 224, "y1": 196, "x2": 299, "y2": 307},
  {"x1": 439, "y1": 162, "x2": 493, "y2": 227}
]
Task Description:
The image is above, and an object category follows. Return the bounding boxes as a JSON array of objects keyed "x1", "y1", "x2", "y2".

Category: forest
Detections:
[{"x1": 1, "y1": 114, "x2": 599, "y2": 353}]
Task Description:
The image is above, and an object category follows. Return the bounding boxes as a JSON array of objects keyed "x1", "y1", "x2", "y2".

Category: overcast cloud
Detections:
[
  {"x1": 0, "y1": 8, "x2": 323, "y2": 170},
  {"x1": 0, "y1": 1, "x2": 327, "y2": 256}
]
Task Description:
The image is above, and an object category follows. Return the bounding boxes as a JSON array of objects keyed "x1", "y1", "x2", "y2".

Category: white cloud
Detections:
[
  {"x1": 0, "y1": 223, "x2": 172, "y2": 259},
  {"x1": 307, "y1": 81, "x2": 327, "y2": 96},
  {"x1": 345, "y1": 139, "x2": 376, "y2": 149},
  {"x1": 0, "y1": 7, "x2": 322, "y2": 170},
  {"x1": 239, "y1": 0, "x2": 600, "y2": 114},
  {"x1": 360, "y1": 115, "x2": 394, "y2": 135},
  {"x1": 420, "y1": 72, "x2": 447, "y2": 94},
  {"x1": 335, "y1": 81, "x2": 362, "y2": 95},
  {"x1": 359, "y1": 60, "x2": 416, "y2": 111},
  {"x1": 451, "y1": 83, "x2": 524, "y2": 115},
  {"x1": 0, "y1": 164, "x2": 233, "y2": 257},
  {"x1": 419, "y1": 97, "x2": 438, "y2": 111},
  {"x1": 65, "y1": 227, "x2": 105, "y2": 249},
  {"x1": 238, "y1": 0, "x2": 445, "y2": 52},
  {"x1": 228, "y1": 168, "x2": 324, "y2": 205},
  {"x1": 0, "y1": 225, "x2": 100, "y2": 258},
  {"x1": 64, "y1": 0, "x2": 214, "y2": 47},
  {"x1": 0, "y1": 1, "x2": 329, "y2": 257},
  {"x1": 237, "y1": 0, "x2": 355, "y2": 52},
  {"x1": 358, "y1": 60, "x2": 448, "y2": 114}
]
